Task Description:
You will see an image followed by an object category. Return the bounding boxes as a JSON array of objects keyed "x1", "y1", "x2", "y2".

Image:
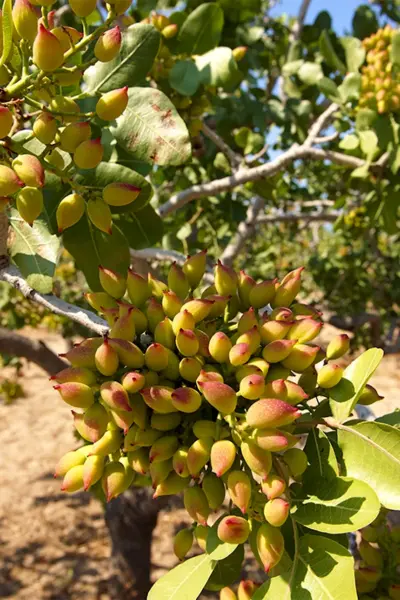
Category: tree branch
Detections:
[
  {"x1": 291, "y1": 0, "x2": 313, "y2": 41},
  {"x1": 201, "y1": 122, "x2": 242, "y2": 167},
  {"x1": 256, "y1": 212, "x2": 339, "y2": 225},
  {"x1": 220, "y1": 196, "x2": 265, "y2": 266},
  {"x1": 130, "y1": 248, "x2": 188, "y2": 265},
  {"x1": 0, "y1": 327, "x2": 67, "y2": 375},
  {"x1": 0, "y1": 265, "x2": 108, "y2": 336},
  {"x1": 157, "y1": 104, "x2": 367, "y2": 218}
]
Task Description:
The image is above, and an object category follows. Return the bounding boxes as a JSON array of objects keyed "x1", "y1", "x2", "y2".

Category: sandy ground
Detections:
[{"x1": 0, "y1": 327, "x2": 398, "y2": 599}]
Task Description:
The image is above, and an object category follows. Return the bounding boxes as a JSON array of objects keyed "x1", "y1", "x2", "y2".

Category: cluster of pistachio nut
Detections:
[
  {"x1": 52, "y1": 254, "x2": 382, "y2": 572},
  {"x1": 360, "y1": 25, "x2": 400, "y2": 114},
  {"x1": 0, "y1": 0, "x2": 140, "y2": 231}
]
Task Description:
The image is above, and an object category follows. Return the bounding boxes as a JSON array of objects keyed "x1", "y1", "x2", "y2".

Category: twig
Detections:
[
  {"x1": 256, "y1": 212, "x2": 339, "y2": 225},
  {"x1": 304, "y1": 103, "x2": 339, "y2": 147},
  {"x1": 201, "y1": 122, "x2": 242, "y2": 167},
  {"x1": 245, "y1": 143, "x2": 269, "y2": 165},
  {"x1": 0, "y1": 265, "x2": 108, "y2": 336},
  {"x1": 290, "y1": 0, "x2": 313, "y2": 42},
  {"x1": 130, "y1": 248, "x2": 188, "y2": 266},
  {"x1": 220, "y1": 196, "x2": 265, "y2": 266}
]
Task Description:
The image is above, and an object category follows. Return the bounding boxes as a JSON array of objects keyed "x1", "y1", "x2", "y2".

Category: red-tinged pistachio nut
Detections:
[
  {"x1": 211, "y1": 440, "x2": 236, "y2": 477},
  {"x1": 261, "y1": 473, "x2": 287, "y2": 500},
  {"x1": 168, "y1": 262, "x2": 190, "y2": 299},
  {"x1": 145, "y1": 298, "x2": 165, "y2": 332},
  {"x1": 74, "y1": 138, "x2": 104, "y2": 169},
  {"x1": 96, "y1": 87, "x2": 129, "y2": 121},
  {"x1": 272, "y1": 267, "x2": 304, "y2": 308},
  {"x1": 149, "y1": 435, "x2": 179, "y2": 464},
  {"x1": 176, "y1": 328, "x2": 199, "y2": 357},
  {"x1": 227, "y1": 470, "x2": 252, "y2": 514},
  {"x1": 121, "y1": 371, "x2": 146, "y2": 394},
  {"x1": 241, "y1": 440, "x2": 272, "y2": 480},
  {"x1": 53, "y1": 381, "x2": 95, "y2": 409},
  {"x1": 239, "y1": 373, "x2": 265, "y2": 400},
  {"x1": 33, "y1": 24, "x2": 64, "y2": 71},
  {"x1": 281, "y1": 343, "x2": 320, "y2": 372},
  {"x1": 187, "y1": 437, "x2": 213, "y2": 476},
  {"x1": 100, "y1": 380, "x2": 131, "y2": 412},
  {"x1": 238, "y1": 307, "x2": 258, "y2": 335},
  {"x1": 83, "y1": 455, "x2": 105, "y2": 491},
  {"x1": 145, "y1": 343, "x2": 169, "y2": 371},
  {"x1": 61, "y1": 464, "x2": 85, "y2": 493},
  {"x1": 59, "y1": 121, "x2": 91, "y2": 153},
  {"x1": 172, "y1": 447, "x2": 190, "y2": 478},
  {"x1": 154, "y1": 317, "x2": 175, "y2": 350},
  {"x1": 103, "y1": 182, "x2": 141, "y2": 207},
  {"x1": 326, "y1": 334, "x2": 351, "y2": 360},
  {"x1": 95, "y1": 338, "x2": 119, "y2": 376},
  {"x1": 217, "y1": 515, "x2": 249, "y2": 544},
  {"x1": 358, "y1": 384, "x2": 384, "y2": 405},
  {"x1": 95, "y1": 25, "x2": 122, "y2": 62},
  {"x1": 153, "y1": 471, "x2": 190, "y2": 498},
  {"x1": 162, "y1": 290, "x2": 183, "y2": 319},
  {"x1": 171, "y1": 386, "x2": 202, "y2": 413},
  {"x1": 181, "y1": 298, "x2": 214, "y2": 322},
  {"x1": 198, "y1": 381, "x2": 237, "y2": 414},
  {"x1": 72, "y1": 403, "x2": 109, "y2": 442},
  {"x1": 13, "y1": 0, "x2": 38, "y2": 42},
  {"x1": 229, "y1": 342, "x2": 251, "y2": 366},
  {"x1": 50, "y1": 367, "x2": 96, "y2": 386},
  {"x1": 238, "y1": 270, "x2": 256, "y2": 310},
  {"x1": 246, "y1": 398, "x2": 301, "y2": 429},
  {"x1": 287, "y1": 317, "x2": 323, "y2": 343},
  {"x1": 253, "y1": 428, "x2": 297, "y2": 452},
  {"x1": 140, "y1": 385, "x2": 176, "y2": 414},
  {"x1": 317, "y1": 363, "x2": 344, "y2": 388},
  {"x1": 109, "y1": 339, "x2": 145, "y2": 369},
  {"x1": 264, "y1": 498, "x2": 290, "y2": 527},
  {"x1": 263, "y1": 379, "x2": 308, "y2": 406},
  {"x1": 237, "y1": 580, "x2": 259, "y2": 600},
  {"x1": 249, "y1": 279, "x2": 276, "y2": 309}
]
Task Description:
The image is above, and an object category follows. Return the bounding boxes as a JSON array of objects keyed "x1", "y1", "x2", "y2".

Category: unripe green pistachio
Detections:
[
  {"x1": 95, "y1": 338, "x2": 119, "y2": 376},
  {"x1": 89, "y1": 428, "x2": 123, "y2": 457},
  {"x1": 109, "y1": 339, "x2": 144, "y2": 369},
  {"x1": 184, "y1": 485, "x2": 210, "y2": 524},
  {"x1": 249, "y1": 279, "x2": 276, "y2": 308},
  {"x1": 358, "y1": 384, "x2": 384, "y2": 405},
  {"x1": 214, "y1": 260, "x2": 238, "y2": 295},
  {"x1": 183, "y1": 250, "x2": 207, "y2": 289},
  {"x1": 181, "y1": 298, "x2": 214, "y2": 322},
  {"x1": 281, "y1": 343, "x2": 320, "y2": 372},
  {"x1": 264, "y1": 498, "x2": 290, "y2": 527},
  {"x1": 176, "y1": 328, "x2": 199, "y2": 356},
  {"x1": 149, "y1": 435, "x2": 179, "y2": 464},
  {"x1": 17, "y1": 187, "x2": 43, "y2": 225},
  {"x1": 198, "y1": 381, "x2": 237, "y2": 414},
  {"x1": 13, "y1": 0, "x2": 39, "y2": 43},
  {"x1": 194, "y1": 524, "x2": 209, "y2": 551},
  {"x1": 317, "y1": 363, "x2": 344, "y2": 388},
  {"x1": 127, "y1": 448, "x2": 150, "y2": 475},
  {"x1": 72, "y1": 403, "x2": 109, "y2": 442},
  {"x1": 151, "y1": 412, "x2": 181, "y2": 432},
  {"x1": 179, "y1": 356, "x2": 203, "y2": 382},
  {"x1": 145, "y1": 343, "x2": 169, "y2": 371},
  {"x1": 229, "y1": 342, "x2": 252, "y2": 366},
  {"x1": 272, "y1": 267, "x2": 304, "y2": 308},
  {"x1": 56, "y1": 193, "x2": 85, "y2": 233},
  {"x1": 69, "y1": 0, "x2": 97, "y2": 17},
  {"x1": 127, "y1": 269, "x2": 150, "y2": 307},
  {"x1": 187, "y1": 437, "x2": 213, "y2": 476},
  {"x1": 241, "y1": 440, "x2": 272, "y2": 480},
  {"x1": 153, "y1": 472, "x2": 190, "y2": 498},
  {"x1": 61, "y1": 464, "x2": 85, "y2": 493},
  {"x1": 202, "y1": 472, "x2": 226, "y2": 509},
  {"x1": 172, "y1": 447, "x2": 190, "y2": 477},
  {"x1": 99, "y1": 266, "x2": 126, "y2": 298},
  {"x1": 211, "y1": 440, "x2": 236, "y2": 477},
  {"x1": 83, "y1": 455, "x2": 105, "y2": 491},
  {"x1": 55, "y1": 448, "x2": 87, "y2": 478},
  {"x1": 33, "y1": 24, "x2": 64, "y2": 71},
  {"x1": 283, "y1": 448, "x2": 308, "y2": 478},
  {"x1": 96, "y1": 87, "x2": 129, "y2": 121},
  {"x1": 238, "y1": 270, "x2": 256, "y2": 310},
  {"x1": 220, "y1": 587, "x2": 237, "y2": 600},
  {"x1": 53, "y1": 381, "x2": 95, "y2": 409},
  {"x1": 50, "y1": 366, "x2": 97, "y2": 387},
  {"x1": 173, "y1": 528, "x2": 193, "y2": 561},
  {"x1": 103, "y1": 182, "x2": 141, "y2": 207}
]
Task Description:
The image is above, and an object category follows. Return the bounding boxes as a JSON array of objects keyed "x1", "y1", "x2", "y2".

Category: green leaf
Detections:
[
  {"x1": 341, "y1": 37, "x2": 365, "y2": 72},
  {"x1": 148, "y1": 553, "x2": 215, "y2": 600},
  {"x1": 319, "y1": 31, "x2": 346, "y2": 74},
  {"x1": 62, "y1": 216, "x2": 130, "y2": 291},
  {"x1": 8, "y1": 208, "x2": 60, "y2": 294},
  {"x1": 176, "y1": 222, "x2": 192, "y2": 241},
  {"x1": 84, "y1": 24, "x2": 161, "y2": 93},
  {"x1": 116, "y1": 205, "x2": 164, "y2": 249},
  {"x1": 111, "y1": 88, "x2": 191, "y2": 166},
  {"x1": 0, "y1": 281, "x2": 11, "y2": 309},
  {"x1": 298, "y1": 62, "x2": 323, "y2": 86},
  {"x1": 351, "y1": 164, "x2": 370, "y2": 179},
  {"x1": 282, "y1": 60, "x2": 303, "y2": 77},
  {"x1": 339, "y1": 73, "x2": 361, "y2": 102},
  {"x1": 329, "y1": 348, "x2": 383, "y2": 422},
  {"x1": 338, "y1": 421, "x2": 400, "y2": 510},
  {"x1": 177, "y1": 3, "x2": 224, "y2": 55},
  {"x1": 359, "y1": 130, "x2": 378, "y2": 159},
  {"x1": 339, "y1": 134, "x2": 359, "y2": 150},
  {"x1": 169, "y1": 60, "x2": 201, "y2": 96},
  {"x1": 318, "y1": 77, "x2": 341, "y2": 102},
  {"x1": 75, "y1": 162, "x2": 152, "y2": 213},
  {"x1": 375, "y1": 410, "x2": 400, "y2": 427},
  {"x1": 356, "y1": 108, "x2": 377, "y2": 132},
  {"x1": 292, "y1": 475, "x2": 380, "y2": 533},
  {"x1": 205, "y1": 546, "x2": 244, "y2": 591},
  {"x1": 0, "y1": 0, "x2": 13, "y2": 68},
  {"x1": 253, "y1": 534, "x2": 357, "y2": 600},
  {"x1": 390, "y1": 32, "x2": 400, "y2": 66},
  {"x1": 195, "y1": 47, "x2": 239, "y2": 88},
  {"x1": 303, "y1": 428, "x2": 339, "y2": 482}
]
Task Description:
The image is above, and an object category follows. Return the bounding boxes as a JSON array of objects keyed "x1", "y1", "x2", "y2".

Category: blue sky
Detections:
[{"x1": 270, "y1": 0, "x2": 371, "y2": 34}]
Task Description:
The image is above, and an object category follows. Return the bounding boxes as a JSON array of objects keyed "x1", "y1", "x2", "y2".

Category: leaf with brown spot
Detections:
[{"x1": 111, "y1": 88, "x2": 191, "y2": 166}]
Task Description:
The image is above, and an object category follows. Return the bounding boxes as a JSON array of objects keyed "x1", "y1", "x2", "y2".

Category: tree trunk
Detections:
[{"x1": 105, "y1": 487, "x2": 167, "y2": 600}]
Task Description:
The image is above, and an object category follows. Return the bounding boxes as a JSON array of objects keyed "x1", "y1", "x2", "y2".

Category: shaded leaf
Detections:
[
  {"x1": 116, "y1": 205, "x2": 163, "y2": 249},
  {"x1": 390, "y1": 31, "x2": 400, "y2": 66},
  {"x1": 339, "y1": 134, "x2": 359, "y2": 150},
  {"x1": 319, "y1": 30, "x2": 346, "y2": 74},
  {"x1": 339, "y1": 73, "x2": 361, "y2": 102},
  {"x1": 111, "y1": 88, "x2": 191, "y2": 166},
  {"x1": 148, "y1": 553, "x2": 215, "y2": 600},
  {"x1": 62, "y1": 216, "x2": 130, "y2": 291},
  {"x1": 338, "y1": 421, "x2": 400, "y2": 510},
  {"x1": 292, "y1": 476, "x2": 380, "y2": 533},
  {"x1": 177, "y1": 3, "x2": 224, "y2": 55},
  {"x1": 253, "y1": 534, "x2": 357, "y2": 600},
  {"x1": 329, "y1": 348, "x2": 383, "y2": 422},
  {"x1": 205, "y1": 545, "x2": 244, "y2": 591},
  {"x1": 341, "y1": 37, "x2": 365, "y2": 72},
  {"x1": 318, "y1": 77, "x2": 341, "y2": 102},
  {"x1": 169, "y1": 60, "x2": 201, "y2": 96},
  {"x1": 8, "y1": 208, "x2": 60, "y2": 294},
  {"x1": 84, "y1": 24, "x2": 161, "y2": 92},
  {"x1": 303, "y1": 428, "x2": 339, "y2": 482},
  {"x1": 375, "y1": 410, "x2": 400, "y2": 427},
  {"x1": 356, "y1": 108, "x2": 377, "y2": 132},
  {"x1": 359, "y1": 130, "x2": 378, "y2": 159}
]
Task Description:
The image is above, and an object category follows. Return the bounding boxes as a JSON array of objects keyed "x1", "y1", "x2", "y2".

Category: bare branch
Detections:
[
  {"x1": 306, "y1": 147, "x2": 366, "y2": 169},
  {"x1": 0, "y1": 327, "x2": 67, "y2": 375},
  {"x1": 304, "y1": 103, "x2": 339, "y2": 147},
  {"x1": 313, "y1": 132, "x2": 340, "y2": 145},
  {"x1": 0, "y1": 265, "x2": 108, "y2": 336},
  {"x1": 201, "y1": 123, "x2": 242, "y2": 167},
  {"x1": 291, "y1": 0, "x2": 313, "y2": 41},
  {"x1": 246, "y1": 143, "x2": 269, "y2": 165},
  {"x1": 158, "y1": 144, "x2": 304, "y2": 217},
  {"x1": 220, "y1": 196, "x2": 265, "y2": 266},
  {"x1": 256, "y1": 212, "x2": 339, "y2": 225},
  {"x1": 130, "y1": 248, "x2": 187, "y2": 265}
]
